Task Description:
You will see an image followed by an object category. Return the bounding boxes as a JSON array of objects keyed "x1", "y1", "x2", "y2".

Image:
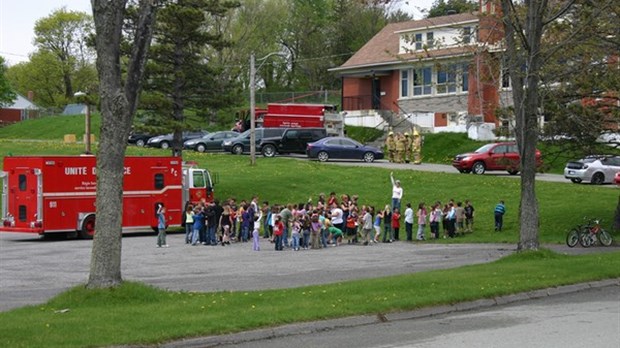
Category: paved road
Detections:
[
  {"x1": 220, "y1": 284, "x2": 620, "y2": 348},
  {"x1": 283, "y1": 154, "x2": 610, "y2": 185},
  {"x1": 0, "y1": 231, "x2": 616, "y2": 312}
]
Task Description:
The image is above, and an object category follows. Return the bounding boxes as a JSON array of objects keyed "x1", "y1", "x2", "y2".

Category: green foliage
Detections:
[
  {"x1": 0, "y1": 57, "x2": 16, "y2": 107},
  {"x1": 33, "y1": 7, "x2": 95, "y2": 100},
  {"x1": 539, "y1": 0, "x2": 620, "y2": 152},
  {"x1": 427, "y1": 0, "x2": 478, "y2": 18},
  {"x1": 0, "y1": 251, "x2": 618, "y2": 347}
]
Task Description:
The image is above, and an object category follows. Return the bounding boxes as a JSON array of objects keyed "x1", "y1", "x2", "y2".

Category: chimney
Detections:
[{"x1": 27, "y1": 91, "x2": 34, "y2": 101}]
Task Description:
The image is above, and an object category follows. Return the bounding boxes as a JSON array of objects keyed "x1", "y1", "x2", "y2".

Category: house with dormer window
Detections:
[{"x1": 329, "y1": 1, "x2": 511, "y2": 135}]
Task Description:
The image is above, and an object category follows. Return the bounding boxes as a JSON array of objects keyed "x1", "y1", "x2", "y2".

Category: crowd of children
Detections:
[{"x1": 172, "y1": 188, "x2": 480, "y2": 251}]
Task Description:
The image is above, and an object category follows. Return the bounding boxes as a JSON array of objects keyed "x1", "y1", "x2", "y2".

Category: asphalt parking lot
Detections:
[{"x1": 1, "y1": 231, "x2": 615, "y2": 312}]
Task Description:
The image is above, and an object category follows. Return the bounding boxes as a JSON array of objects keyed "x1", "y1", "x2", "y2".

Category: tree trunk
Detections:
[
  {"x1": 87, "y1": 0, "x2": 157, "y2": 289},
  {"x1": 500, "y1": 0, "x2": 545, "y2": 251},
  {"x1": 614, "y1": 195, "x2": 620, "y2": 231}
]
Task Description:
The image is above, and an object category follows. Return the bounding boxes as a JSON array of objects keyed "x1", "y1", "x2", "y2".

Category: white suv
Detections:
[{"x1": 564, "y1": 155, "x2": 620, "y2": 184}]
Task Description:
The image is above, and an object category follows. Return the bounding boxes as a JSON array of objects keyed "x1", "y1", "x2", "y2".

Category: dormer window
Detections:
[
  {"x1": 463, "y1": 27, "x2": 472, "y2": 44},
  {"x1": 415, "y1": 33, "x2": 423, "y2": 50},
  {"x1": 426, "y1": 32, "x2": 434, "y2": 48}
]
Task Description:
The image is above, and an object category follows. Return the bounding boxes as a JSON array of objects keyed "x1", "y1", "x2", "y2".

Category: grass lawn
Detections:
[
  {"x1": 0, "y1": 127, "x2": 619, "y2": 347},
  {"x1": 0, "y1": 139, "x2": 618, "y2": 244},
  {"x1": 0, "y1": 249, "x2": 618, "y2": 347}
]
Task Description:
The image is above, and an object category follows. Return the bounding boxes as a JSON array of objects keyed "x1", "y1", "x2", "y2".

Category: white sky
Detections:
[{"x1": 0, "y1": 0, "x2": 435, "y2": 66}]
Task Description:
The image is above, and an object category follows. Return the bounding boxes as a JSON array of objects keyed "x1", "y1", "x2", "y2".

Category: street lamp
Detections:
[
  {"x1": 249, "y1": 52, "x2": 286, "y2": 165},
  {"x1": 74, "y1": 91, "x2": 91, "y2": 154}
]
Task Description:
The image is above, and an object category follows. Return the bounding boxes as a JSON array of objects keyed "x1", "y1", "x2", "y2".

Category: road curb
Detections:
[{"x1": 156, "y1": 278, "x2": 620, "y2": 348}]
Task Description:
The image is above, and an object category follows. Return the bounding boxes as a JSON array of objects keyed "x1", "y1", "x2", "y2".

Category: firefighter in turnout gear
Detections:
[
  {"x1": 385, "y1": 131, "x2": 396, "y2": 162},
  {"x1": 412, "y1": 128, "x2": 423, "y2": 164},
  {"x1": 395, "y1": 133, "x2": 406, "y2": 163},
  {"x1": 404, "y1": 132, "x2": 412, "y2": 163}
]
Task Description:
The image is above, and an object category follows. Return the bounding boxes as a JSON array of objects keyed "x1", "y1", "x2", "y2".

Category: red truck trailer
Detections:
[
  {"x1": 237, "y1": 103, "x2": 344, "y2": 135},
  {"x1": 262, "y1": 103, "x2": 343, "y2": 135},
  {"x1": 0, "y1": 156, "x2": 214, "y2": 238}
]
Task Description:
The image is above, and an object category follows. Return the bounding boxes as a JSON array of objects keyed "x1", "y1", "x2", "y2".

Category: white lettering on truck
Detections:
[{"x1": 65, "y1": 167, "x2": 88, "y2": 175}]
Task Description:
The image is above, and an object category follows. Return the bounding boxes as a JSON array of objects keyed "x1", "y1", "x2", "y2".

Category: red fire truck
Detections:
[
  {"x1": 0, "y1": 156, "x2": 214, "y2": 238},
  {"x1": 238, "y1": 103, "x2": 344, "y2": 136}
]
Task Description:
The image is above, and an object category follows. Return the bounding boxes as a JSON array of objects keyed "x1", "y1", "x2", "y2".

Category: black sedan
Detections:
[
  {"x1": 146, "y1": 131, "x2": 209, "y2": 149},
  {"x1": 183, "y1": 131, "x2": 238, "y2": 152},
  {"x1": 306, "y1": 136, "x2": 384, "y2": 163},
  {"x1": 128, "y1": 132, "x2": 154, "y2": 147}
]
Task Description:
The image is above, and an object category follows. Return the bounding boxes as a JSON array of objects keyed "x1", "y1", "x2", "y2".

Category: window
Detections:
[
  {"x1": 154, "y1": 173, "x2": 164, "y2": 190},
  {"x1": 461, "y1": 63, "x2": 469, "y2": 92},
  {"x1": 436, "y1": 65, "x2": 457, "y2": 94},
  {"x1": 426, "y1": 32, "x2": 434, "y2": 48},
  {"x1": 413, "y1": 67, "x2": 432, "y2": 96},
  {"x1": 19, "y1": 205, "x2": 26, "y2": 222},
  {"x1": 492, "y1": 145, "x2": 507, "y2": 154},
  {"x1": 19, "y1": 174, "x2": 26, "y2": 191},
  {"x1": 414, "y1": 33, "x2": 423, "y2": 50},
  {"x1": 401, "y1": 70, "x2": 409, "y2": 97},
  {"x1": 463, "y1": 27, "x2": 472, "y2": 44},
  {"x1": 192, "y1": 171, "x2": 206, "y2": 188},
  {"x1": 501, "y1": 56, "x2": 511, "y2": 88}
]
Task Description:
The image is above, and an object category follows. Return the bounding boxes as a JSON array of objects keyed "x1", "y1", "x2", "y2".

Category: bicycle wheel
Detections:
[
  {"x1": 579, "y1": 232, "x2": 593, "y2": 247},
  {"x1": 566, "y1": 228, "x2": 580, "y2": 248},
  {"x1": 599, "y1": 229, "x2": 613, "y2": 246}
]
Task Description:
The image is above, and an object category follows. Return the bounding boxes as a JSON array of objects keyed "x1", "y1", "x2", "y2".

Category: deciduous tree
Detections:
[
  {"x1": 88, "y1": 0, "x2": 157, "y2": 289},
  {"x1": 33, "y1": 7, "x2": 94, "y2": 100},
  {"x1": 0, "y1": 57, "x2": 16, "y2": 107}
]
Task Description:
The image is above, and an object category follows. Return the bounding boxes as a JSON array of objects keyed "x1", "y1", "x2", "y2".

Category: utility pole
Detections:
[
  {"x1": 249, "y1": 53, "x2": 257, "y2": 166},
  {"x1": 74, "y1": 91, "x2": 91, "y2": 154}
]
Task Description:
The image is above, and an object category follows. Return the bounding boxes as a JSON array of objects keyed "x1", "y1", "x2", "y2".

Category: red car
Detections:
[{"x1": 452, "y1": 142, "x2": 542, "y2": 175}]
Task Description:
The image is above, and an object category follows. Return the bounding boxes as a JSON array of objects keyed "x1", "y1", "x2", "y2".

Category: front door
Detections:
[{"x1": 371, "y1": 77, "x2": 381, "y2": 110}]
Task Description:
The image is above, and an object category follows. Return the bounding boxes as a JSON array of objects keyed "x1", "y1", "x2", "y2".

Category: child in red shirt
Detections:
[
  {"x1": 273, "y1": 215, "x2": 284, "y2": 251},
  {"x1": 391, "y1": 208, "x2": 401, "y2": 241}
]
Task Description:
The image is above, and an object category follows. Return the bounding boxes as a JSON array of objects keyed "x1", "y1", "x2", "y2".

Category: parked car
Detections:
[
  {"x1": 563, "y1": 155, "x2": 620, "y2": 184},
  {"x1": 306, "y1": 136, "x2": 383, "y2": 163},
  {"x1": 221, "y1": 128, "x2": 287, "y2": 154},
  {"x1": 259, "y1": 128, "x2": 327, "y2": 157},
  {"x1": 146, "y1": 131, "x2": 209, "y2": 149},
  {"x1": 183, "y1": 131, "x2": 238, "y2": 152},
  {"x1": 452, "y1": 142, "x2": 541, "y2": 175},
  {"x1": 128, "y1": 132, "x2": 154, "y2": 147}
]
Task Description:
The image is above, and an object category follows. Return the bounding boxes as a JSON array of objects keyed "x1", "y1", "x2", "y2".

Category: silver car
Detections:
[{"x1": 564, "y1": 155, "x2": 620, "y2": 184}]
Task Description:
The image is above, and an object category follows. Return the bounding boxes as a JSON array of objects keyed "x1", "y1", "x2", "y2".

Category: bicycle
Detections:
[{"x1": 566, "y1": 218, "x2": 613, "y2": 247}]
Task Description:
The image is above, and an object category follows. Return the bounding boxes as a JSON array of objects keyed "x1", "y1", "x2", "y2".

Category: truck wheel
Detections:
[
  {"x1": 160, "y1": 141, "x2": 170, "y2": 150},
  {"x1": 79, "y1": 215, "x2": 96, "y2": 239},
  {"x1": 196, "y1": 144, "x2": 206, "y2": 153},
  {"x1": 136, "y1": 139, "x2": 145, "y2": 147},
  {"x1": 317, "y1": 151, "x2": 329, "y2": 162},
  {"x1": 232, "y1": 144, "x2": 244, "y2": 155},
  {"x1": 363, "y1": 152, "x2": 375, "y2": 163},
  {"x1": 262, "y1": 144, "x2": 276, "y2": 157},
  {"x1": 472, "y1": 162, "x2": 486, "y2": 175}
]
